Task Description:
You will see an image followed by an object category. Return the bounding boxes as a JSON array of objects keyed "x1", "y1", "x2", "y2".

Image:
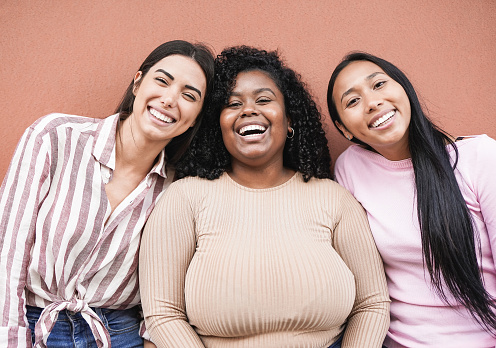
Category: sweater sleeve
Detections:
[
  {"x1": 473, "y1": 136, "x2": 496, "y2": 267},
  {"x1": 332, "y1": 188, "x2": 390, "y2": 348},
  {"x1": 0, "y1": 126, "x2": 51, "y2": 348},
  {"x1": 139, "y1": 183, "x2": 205, "y2": 348},
  {"x1": 334, "y1": 149, "x2": 355, "y2": 194}
]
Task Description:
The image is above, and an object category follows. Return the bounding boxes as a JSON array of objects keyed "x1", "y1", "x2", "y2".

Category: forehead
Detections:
[
  {"x1": 232, "y1": 70, "x2": 281, "y2": 93},
  {"x1": 334, "y1": 60, "x2": 387, "y2": 91},
  {"x1": 150, "y1": 55, "x2": 206, "y2": 87}
]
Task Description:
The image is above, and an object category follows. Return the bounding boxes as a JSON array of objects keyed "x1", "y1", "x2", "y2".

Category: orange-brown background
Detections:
[{"x1": 1, "y1": 0, "x2": 495, "y2": 179}]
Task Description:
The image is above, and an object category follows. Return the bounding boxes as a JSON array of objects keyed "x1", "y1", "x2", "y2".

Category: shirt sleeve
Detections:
[
  {"x1": 332, "y1": 188, "x2": 390, "y2": 348},
  {"x1": 0, "y1": 125, "x2": 52, "y2": 348},
  {"x1": 139, "y1": 183, "x2": 205, "y2": 348}
]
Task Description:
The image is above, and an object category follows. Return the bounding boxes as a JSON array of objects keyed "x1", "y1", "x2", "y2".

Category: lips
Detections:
[
  {"x1": 149, "y1": 107, "x2": 176, "y2": 123},
  {"x1": 236, "y1": 123, "x2": 268, "y2": 136},
  {"x1": 369, "y1": 110, "x2": 395, "y2": 128}
]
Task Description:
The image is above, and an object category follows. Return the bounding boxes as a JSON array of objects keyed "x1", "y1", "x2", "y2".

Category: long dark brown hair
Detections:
[
  {"x1": 327, "y1": 52, "x2": 496, "y2": 334},
  {"x1": 114, "y1": 40, "x2": 214, "y2": 165}
]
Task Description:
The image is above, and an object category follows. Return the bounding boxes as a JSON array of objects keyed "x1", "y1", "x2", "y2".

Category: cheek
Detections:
[
  {"x1": 180, "y1": 101, "x2": 202, "y2": 119},
  {"x1": 339, "y1": 111, "x2": 360, "y2": 130},
  {"x1": 219, "y1": 113, "x2": 232, "y2": 138}
]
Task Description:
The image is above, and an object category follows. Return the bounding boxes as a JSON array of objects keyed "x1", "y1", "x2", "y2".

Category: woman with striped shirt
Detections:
[{"x1": 0, "y1": 40, "x2": 214, "y2": 347}]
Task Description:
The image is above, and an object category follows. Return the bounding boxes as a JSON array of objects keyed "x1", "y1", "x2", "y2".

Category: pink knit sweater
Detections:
[{"x1": 335, "y1": 135, "x2": 496, "y2": 348}]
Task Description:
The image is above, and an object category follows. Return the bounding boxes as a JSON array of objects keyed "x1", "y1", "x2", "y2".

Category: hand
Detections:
[{"x1": 144, "y1": 339, "x2": 157, "y2": 348}]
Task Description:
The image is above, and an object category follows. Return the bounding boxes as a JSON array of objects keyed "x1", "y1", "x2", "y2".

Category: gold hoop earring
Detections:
[{"x1": 287, "y1": 127, "x2": 295, "y2": 139}]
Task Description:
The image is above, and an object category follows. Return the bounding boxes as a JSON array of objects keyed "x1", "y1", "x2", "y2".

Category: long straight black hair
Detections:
[
  {"x1": 327, "y1": 52, "x2": 496, "y2": 334},
  {"x1": 114, "y1": 40, "x2": 214, "y2": 165}
]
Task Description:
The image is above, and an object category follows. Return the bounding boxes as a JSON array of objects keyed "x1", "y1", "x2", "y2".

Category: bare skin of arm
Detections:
[{"x1": 144, "y1": 340, "x2": 157, "y2": 348}]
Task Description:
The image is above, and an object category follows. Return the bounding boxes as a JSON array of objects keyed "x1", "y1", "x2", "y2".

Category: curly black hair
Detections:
[{"x1": 175, "y1": 46, "x2": 331, "y2": 182}]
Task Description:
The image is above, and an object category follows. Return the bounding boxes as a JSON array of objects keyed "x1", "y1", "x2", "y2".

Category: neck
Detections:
[
  {"x1": 372, "y1": 138, "x2": 411, "y2": 161},
  {"x1": 228, "y1": 160, "x2": 295, "y2": 189},
  {"x1": 116, "y1": 118, "x2": 167, "y2": 175}
]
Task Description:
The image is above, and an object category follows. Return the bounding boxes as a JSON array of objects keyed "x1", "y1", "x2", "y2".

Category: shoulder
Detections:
[
  {"x1": 453, "y1": 135, "x2": 496, "y2": 164},
  {"x1": 303, "y1": 176, "x2": 366, "y2": 224},
  {"x1": 456, "y1": 134, "x2": 496, "y2": 151},
  {"x1": 334, "y1": 145, "x2": 375, "y2": 172},
  {"x1": 31, "y1": 113, "x2": 101, "y2": 130},
  {"x1": 28, "y1": 113, "x2": 108, "y2": 139},
  {"x1": 334, "y1": 145, "x2": 371, "y2": 188},
  {"x1": 156, "y1": 175, "x2": 222, "y2": 213},
  {"x1": 171, "y1": 175, "x2": 211, "y2": 188},
  {"x1": 303, "y1": 175, "x2": 346, "y2": 191},
  {"x1": 302, "y1": 175, "x2": 357, "y2": 204},
  {"x1": 165, "y1": 175, "x2": 219, "y2": 198}
]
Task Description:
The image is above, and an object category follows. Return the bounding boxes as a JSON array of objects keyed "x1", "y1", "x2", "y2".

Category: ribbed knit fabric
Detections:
[
  {"x1": 139, "y1": 172, "x2": 390, "y2": 348},
  {"x1": 335, "y1": 135, "x2": 496, "y2": 348}
]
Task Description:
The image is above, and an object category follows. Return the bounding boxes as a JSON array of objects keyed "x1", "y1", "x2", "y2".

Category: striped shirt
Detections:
[{"x1": 0, "y1": 113, "x2": 171, "y2": 347}]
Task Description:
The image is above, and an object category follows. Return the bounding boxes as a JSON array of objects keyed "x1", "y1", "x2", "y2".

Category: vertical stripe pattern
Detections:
[
  {"x1": 140, "y1": 173, "x2": 390, "y2": 347},
  {"x1": 0, "y1": 113, "x2": 170, "y2": 347}
]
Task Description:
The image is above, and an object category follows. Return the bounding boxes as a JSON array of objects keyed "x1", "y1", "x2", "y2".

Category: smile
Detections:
[
  {"x1": 149, "y1": 107, "x2": 175, "y2": 123},
  {"x1": 370, "y1": 110, "x2": 395, "y2": 128},
  {"x1": 238, "y1": 124, "x2": 267, "y2": 136}
]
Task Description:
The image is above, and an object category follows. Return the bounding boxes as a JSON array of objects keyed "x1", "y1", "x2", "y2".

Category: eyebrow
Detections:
[
  {"x1": 340, "y1": 71, "x2": 385, "y2": 102},
  {"x1": 155, "y1": 69, "x2": 202, "y2": 98},
  {"x1": 231, "y1": 87, "x2": 276, "y2": 97},
  {"x1": 156, "y1": 69, "x2": 174, "y2": 80}
]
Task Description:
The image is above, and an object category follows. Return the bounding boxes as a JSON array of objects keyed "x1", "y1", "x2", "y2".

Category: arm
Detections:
[
  {"x1": 139, "y1": 183, "x2": 205, "y2": 348},
  {"x1": 0, "y1": 126, "x2": 51, "y2": 347},
  {"x1": 333, "y1": 189, "x2": 390, "y2": 348},
  {"x1": 473, "y1": 136, "x2": 496, "y2": 266},
  {"x1": 143, "y1": 340, "x2": 156, "y2": 348}
]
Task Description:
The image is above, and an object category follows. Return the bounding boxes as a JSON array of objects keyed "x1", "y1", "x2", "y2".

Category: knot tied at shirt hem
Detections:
[{"x1": 33, "y1": 298, "x2": 111, "y2": 348}]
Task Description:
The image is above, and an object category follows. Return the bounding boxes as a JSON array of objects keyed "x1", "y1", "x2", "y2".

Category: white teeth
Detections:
[
  {"x1": 149, "y1": 108, "x2": 174, "y2": 123},
  {"x1": 371, "y1": 111, "x2": 395, "y2": 128},
  {"x1": 239, "y1": 124, "x2": 267, "y2": 136}
]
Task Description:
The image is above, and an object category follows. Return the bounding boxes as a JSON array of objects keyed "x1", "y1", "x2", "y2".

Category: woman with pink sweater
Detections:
[{"x1": 327, "y1": 52, "x2": 496, "y2": 347}]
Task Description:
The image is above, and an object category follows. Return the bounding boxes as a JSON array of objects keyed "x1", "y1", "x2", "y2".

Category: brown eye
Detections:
[
  {"x1": 155, "y1": 77, "x2": 169, "y2": 85},
  {"x1": 346, "y1": 97, "x2": 359, "y2": 108},
  {"x1": 227, "y1": 101, "x2": 242, "y2": 108},
  {"x1": 183, "y1": 93, "x2": 196, "y2": 102},
  {"x1": 257, "y1": 98, "x2": 271, "y2": 104},
  {"x1": 374, "y1": 81, "x2": 386, "y2": 89}
]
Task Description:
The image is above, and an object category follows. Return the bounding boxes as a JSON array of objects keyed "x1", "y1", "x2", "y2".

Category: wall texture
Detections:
[{"x1": 1, "y1": 0, "x2": 495, "y2": 179}]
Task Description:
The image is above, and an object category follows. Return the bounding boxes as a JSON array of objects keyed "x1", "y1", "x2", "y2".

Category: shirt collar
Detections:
[
  {"x1": 92, "y1": 114, "x2": 119, "y2": 169},
  {"x1": 92, "y1": 114, "x2": 168, "y2": 178},
  {"x1": 150, "y1": 149, "x2": 168, "y2": 178}
]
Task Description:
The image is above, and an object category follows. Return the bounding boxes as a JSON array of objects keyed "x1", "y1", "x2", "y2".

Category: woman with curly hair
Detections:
[
  {"x1": 327, "y1": 52, "x2": 496, "y2": 347},
  {"x1": 139, "y1": 46, "x2": 390, "y2": 348}
]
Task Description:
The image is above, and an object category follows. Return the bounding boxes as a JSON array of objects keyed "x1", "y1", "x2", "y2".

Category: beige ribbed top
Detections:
[{"x1": 139, "y1": 172, "x2": 389, "y2": 348}]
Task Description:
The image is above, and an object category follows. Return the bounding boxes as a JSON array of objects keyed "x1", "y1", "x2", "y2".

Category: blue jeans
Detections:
[
  {"x1": 26, "y1": 305, "x2": 143, "y2": 348},
  {"x1": 329, "y1": 334, "x2": 343, "y2": 347}
]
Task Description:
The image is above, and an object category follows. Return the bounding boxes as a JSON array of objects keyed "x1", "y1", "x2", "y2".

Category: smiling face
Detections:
[
  {"x1": 220, "y1": 70, "x2": 291, "y2": 170},
  {"x1": 129, "y1": 54, "x2": 207, "y2": 148},
  {"x1": 332, "y1": 60, "x2": 412, "y2": 160}
]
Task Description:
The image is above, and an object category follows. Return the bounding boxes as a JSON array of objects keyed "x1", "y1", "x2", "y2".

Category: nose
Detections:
[
  {"x1": 364, "y1": 92, "x2": 383, "y2": 113},
  {"x1": 241, "y1": 102, "x2": 259, "y2": 117},
  {"x1": 160, "y1": 89, "x2": 178, "y2": 108}
]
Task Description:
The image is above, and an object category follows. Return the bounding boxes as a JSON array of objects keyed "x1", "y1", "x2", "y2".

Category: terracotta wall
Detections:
[{"x1": 1, "y1": 0, "x2": 495, "y2": 179}]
